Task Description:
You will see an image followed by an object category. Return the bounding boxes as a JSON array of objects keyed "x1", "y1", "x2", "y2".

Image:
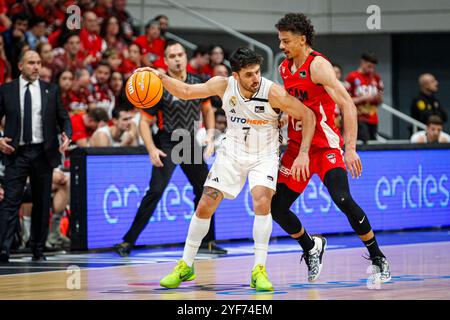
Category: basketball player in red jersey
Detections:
[{"x1": 271, "y1": 13, "x2": 390, "y2": 283}]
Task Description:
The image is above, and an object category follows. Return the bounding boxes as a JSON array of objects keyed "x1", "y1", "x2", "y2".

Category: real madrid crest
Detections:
[{"x1": 229, "y1": 96, "x2": 237, "y2": 108}]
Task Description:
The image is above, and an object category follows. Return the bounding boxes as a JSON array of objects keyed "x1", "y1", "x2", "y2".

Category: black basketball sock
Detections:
[
  {"x1": 295, "y1": 230, "x2": 315, "y2": 253},
  {"x1": 363, "y1": 237, "x2": 384, "y2": 259}
]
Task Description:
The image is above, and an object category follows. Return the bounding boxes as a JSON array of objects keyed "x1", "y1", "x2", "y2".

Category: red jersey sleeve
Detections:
[{"x1": 70, "y1": 114, "x2": 88, "y2": 142}]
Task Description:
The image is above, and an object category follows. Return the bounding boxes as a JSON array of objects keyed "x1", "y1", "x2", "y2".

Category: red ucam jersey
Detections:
[{"x1": 279, "y1": 51, "x2": 343, "y2": 150}]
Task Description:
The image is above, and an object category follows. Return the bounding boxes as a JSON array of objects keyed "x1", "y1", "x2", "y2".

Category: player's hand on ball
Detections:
[
  {"x1": 292, "y1": 152, "x2": 310, "y2": 181},
  {"x1": 133, "y1": 67, "x2": 162, "y2": 79},
  {"x1": 344, "y1": 149, "x2": 362, "y2": 178},
  {"x1": 150, "y1": 148, "x2": 167, "y2": 167}
]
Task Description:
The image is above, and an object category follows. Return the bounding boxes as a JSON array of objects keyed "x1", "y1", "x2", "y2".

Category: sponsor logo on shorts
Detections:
[
  {"x1": 279, "y1": 165, "x2": 291, "y2": 177},
  {"x1": 267, "y1": 175, "x2": 274, "y2": 181},
  {"x1": 255, "y1": 106, "x2": 265, "y2": 113},
  {"x1": 326, "y1": 153, "x2": 336, "y2": 164}
]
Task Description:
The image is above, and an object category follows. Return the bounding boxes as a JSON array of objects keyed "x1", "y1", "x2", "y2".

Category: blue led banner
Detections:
[{"x1": 86, "y1": 149, "x2": 450, "y2": 249}]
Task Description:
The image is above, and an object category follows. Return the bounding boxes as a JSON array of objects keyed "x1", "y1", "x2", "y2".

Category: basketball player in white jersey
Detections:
[{"x1": 134, "y1": 47, "x2": 315, "y2": 291}]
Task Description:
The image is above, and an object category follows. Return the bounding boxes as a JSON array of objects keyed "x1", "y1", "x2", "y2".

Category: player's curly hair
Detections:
[{"x1": 275, "y1": 13, "x2": 315, "y2": 46}]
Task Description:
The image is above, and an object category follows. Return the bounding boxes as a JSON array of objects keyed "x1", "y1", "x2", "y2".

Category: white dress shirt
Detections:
[{"x1": 19, "y1": 76, "x2": 44, "y2": 145}]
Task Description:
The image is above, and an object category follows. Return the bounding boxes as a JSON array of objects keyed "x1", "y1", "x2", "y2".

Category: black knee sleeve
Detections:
[
  {"x1": 271, "y1": 183, "x2": 303, "y2": 235},
  {"x1": 324, "y1": 168, "x2": 372, "y2": 235}
]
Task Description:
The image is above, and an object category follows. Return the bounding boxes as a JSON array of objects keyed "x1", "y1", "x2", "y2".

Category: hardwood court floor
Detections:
[{"x1": 0, "y1": 238, "x2": 449, "y2": 300}]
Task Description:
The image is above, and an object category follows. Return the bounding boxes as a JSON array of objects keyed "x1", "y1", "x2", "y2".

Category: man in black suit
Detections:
[{"x1": 0, "y1": 50, "x2": 72, "y2": 262}]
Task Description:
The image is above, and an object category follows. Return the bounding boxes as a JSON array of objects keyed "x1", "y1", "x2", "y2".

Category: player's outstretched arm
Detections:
[
  {"x1": 269, "y1": 84, "x2": 316, "y2": 181},
  {"x1": 133, "y1": 67, "x2": 228, "y2": 100},
  {"x1": 310, "y1": 56, "x2": 362, "y2": 178}
]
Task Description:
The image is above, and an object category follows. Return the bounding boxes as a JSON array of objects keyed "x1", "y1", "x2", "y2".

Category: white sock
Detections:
[
  {"x1": 253, "y1": 213, "x2": 273, "y2": 268},
  {"x1": 182, "y1": 214, "x2": 211, "y2": 267}
]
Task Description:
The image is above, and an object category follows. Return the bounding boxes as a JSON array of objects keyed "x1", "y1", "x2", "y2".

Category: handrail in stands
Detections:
[{"x1": 159, "y1": 0, "x2": 274, "y2": 79}]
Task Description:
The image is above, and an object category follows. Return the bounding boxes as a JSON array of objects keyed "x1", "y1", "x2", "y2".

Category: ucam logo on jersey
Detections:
[{"x1": 299, "y1": 70, "x2": 307, "y2": 78}]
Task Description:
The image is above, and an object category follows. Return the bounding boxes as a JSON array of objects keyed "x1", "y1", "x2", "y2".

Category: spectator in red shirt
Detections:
[
  {"x1": 70, "y1": 69, "x2": 92, "y2": 115},
  {"x1": 52, "y1": 32, "x2": 92, "y2": 76},
  {"x1": 80, "y1": 11, "x2": 104, "y2": 65},
  {"x1": 201, "y1": 45, "x2": 227, "y2": 79},
  {"x1": 0, "y1": 0, "x2": 11, "y2": 33},
  {"x1": 87, "y1": 61, "x2": 115, "y2": 117},
  {"x1": 56, "y1": 69, "x2": 76, "y2": 113},
  {"x1": 39, "y1": 0, "x2": 66, "y2": 33},
  {"x1": 345, "y1": 52, "x2": 384, "y2": 143},
  {"x1": 92, "y1": 0, "x2": 113, "y2": 24},
  {"x1": 187, "y1": 45, "x2": 209, "y2": 79},
  {"x1": 10, "y1": 0, "x2": 41, "y2": 18},
  {"x1": 118, "y1": 43, "x2": 142, "y2": 79},
  {"x1": 112, "y1": 0, "x2": 137, "y2": 43},
  {"x1": 134, "y1": 20, "x2": 166, "y2": 71},
  {"x1": 0, "y1": 34, "x2": 11, "y2": 84},
  {"x1": 100, "y1": 16, "x2": 128, "y2": 58},
  {"x1": 70, "y1": 108, "x2": 110, "y2": 147}
]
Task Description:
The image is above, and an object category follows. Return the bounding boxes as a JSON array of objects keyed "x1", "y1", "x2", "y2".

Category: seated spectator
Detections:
[
  {"x1": 70, "y1": 108, "x2": 110, "y2": 147},
  {"x1": 39, "y1": 65, "x2": 52, "y2": 83},
  {"x1": 209, "y1": 63, "x2": 230, "y2": 110},
  {"x1": 87, "y1": 61, "x2": 115, "y2": 116},
  {"x1": 201, "y1": 45, "x2": 227, "y2": 79},
  {"x1": 4, "y1": 13, "x2": 29, "y2": 78},
  {"x1": 10, "y1": 0, "x2": 40, "y2": 18},
  {"x1": 410, "y1": 115, "x2": 450, "y2": 144},
  {"x1": 39, "y1": 0, "x2": 66, "y2": 34},
  {"x1": 56, "y1": 69, "x2": 80, "y2": 114},
  {"x1": 0, "y1": 34, "x2": 11, "y2": 84},
  {"x1": 0, "y1": 0, "x2": 11, "y2": 33},
  {"x1": 134, "y1": 19, "x2": 166, "y2": 71},
  {"x1": 411, "y1": 73, "x2": 447, "y2": 125},
  {"x1": 110, "y1": 71, "x2": 133, "y2": 109},
  {"x1": 154, "y1": 14, "x2": 169, "y2": 40},
  {"x1": 100, "y1": 15, "x2": 128, "y2": 57},
  {"x1": 187, "y1": 46, "x2": 209, "y2": 78},
  {"x1": 345, "y1": 52, "x2": 384, "y2": 143},
  {"x1": 36, "y1": 42, "x2": 53, "y2": 69},
  {"x1": 52, "y1": 32, "x2": 91, "y2": 76},
  {"x1": 80, "y1": 11, "x2": 104, "y2": 65},
  {"x1": 69, "y1": 69, "x2": 92, "y2": 114},
  {"x1": 196, "y1": 108, "x2": 227, "y2": 151},
  {"x1": 112, "y1": 0, "x2": 137, "y2": 43},
  {"x1": 92, "y1": 0, "x2": 114, "y2": 24},
  {"x1": 103, "y1": 48, "x2": 122, "y2": 72},
  {"x1": 25, "y1": 16, "x2": 48, "y2": 50},
  {"x1": 118, "y1": 43, "x2": 142, "y2": 79},
  {"x1": 90, "y1": 105, "x2": 138, "y2": 147}
]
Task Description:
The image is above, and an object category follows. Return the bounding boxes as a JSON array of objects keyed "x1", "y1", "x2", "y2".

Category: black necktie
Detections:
[{"x1": 23, "y1": 82, "x2": 32, "y2": 143}]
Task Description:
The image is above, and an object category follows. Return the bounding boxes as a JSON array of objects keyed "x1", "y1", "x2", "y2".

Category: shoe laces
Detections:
[{"x1": 301, "y1": 251, "x2": 320, "y2": 273}]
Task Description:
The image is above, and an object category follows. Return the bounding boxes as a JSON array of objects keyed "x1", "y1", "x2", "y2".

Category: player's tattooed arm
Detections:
[{"x1": 203, "y1": 187, "x2": 221, "y2": 200}]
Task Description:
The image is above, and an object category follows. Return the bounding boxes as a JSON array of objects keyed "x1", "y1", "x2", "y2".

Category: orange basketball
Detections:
[{"x1": 125, "y1": 70, "x2": 163, "y2": 109}]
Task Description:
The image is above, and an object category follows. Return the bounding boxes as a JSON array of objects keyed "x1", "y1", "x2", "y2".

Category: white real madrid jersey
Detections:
[{"x1": 221, "y1": 76, "x2": 281, "y2": 155}]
